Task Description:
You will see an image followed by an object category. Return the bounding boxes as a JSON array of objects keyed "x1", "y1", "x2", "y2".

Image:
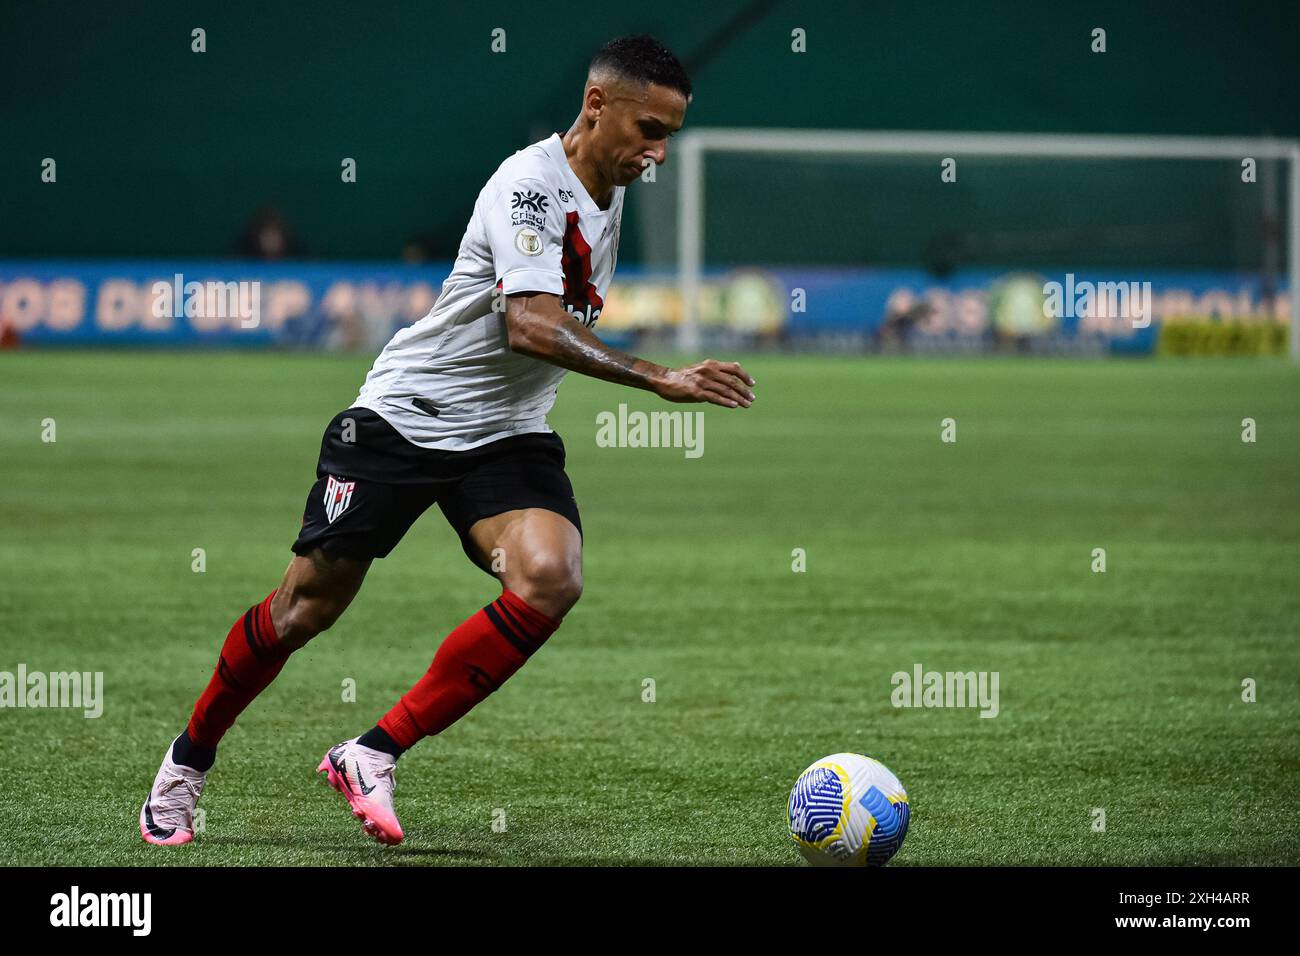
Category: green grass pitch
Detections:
[{"x1": 1, "y1": 351, "x2": 1297, "y2": 866}]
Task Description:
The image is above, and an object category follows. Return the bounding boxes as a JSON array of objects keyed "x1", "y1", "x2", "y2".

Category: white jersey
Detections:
[{"x1": 354, "y1": 132, "x2": 626, "y2": 450}]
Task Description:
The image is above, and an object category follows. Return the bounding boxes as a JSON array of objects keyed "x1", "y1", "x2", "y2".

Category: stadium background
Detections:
[
  {"x1": 3, "y1": 0, "x2": 1298, "y2": 352},
  {"x1": 1, "y1": 1, "x2": 1298, "y2": 866}
]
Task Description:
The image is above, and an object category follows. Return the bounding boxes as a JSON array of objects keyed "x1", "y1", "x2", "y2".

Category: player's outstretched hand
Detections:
[{"x1": 653, "y1": 359, "x2": 756, "y2": 408}]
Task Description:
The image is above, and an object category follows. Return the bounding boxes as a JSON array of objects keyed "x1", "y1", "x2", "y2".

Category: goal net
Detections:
[{"x1": 626, "y1": 130, "x2": 1299, "y2": 358}]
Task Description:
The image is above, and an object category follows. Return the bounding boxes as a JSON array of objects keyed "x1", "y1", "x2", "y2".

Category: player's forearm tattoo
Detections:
[{"x1": 539, "y1": 315, "x2": 667, "y2": 390}]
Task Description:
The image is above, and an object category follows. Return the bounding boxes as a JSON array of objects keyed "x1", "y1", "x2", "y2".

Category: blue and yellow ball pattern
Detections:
[{"x1": 788, "y1": 753, "x2": 910, "y2": 866}]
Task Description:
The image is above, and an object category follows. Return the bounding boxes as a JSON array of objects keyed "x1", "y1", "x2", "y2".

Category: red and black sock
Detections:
[
  {"x1": 363, "y1": 590, "x2": 560, "y2": 756},
  {"x1": 180, "y1": 590, "x2": 291, "y2": 767}
]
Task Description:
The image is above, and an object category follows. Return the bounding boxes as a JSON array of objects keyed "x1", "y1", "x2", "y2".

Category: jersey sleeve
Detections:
[{"x1": 484, "y1": 178, "x2": 565, "y2": 296}]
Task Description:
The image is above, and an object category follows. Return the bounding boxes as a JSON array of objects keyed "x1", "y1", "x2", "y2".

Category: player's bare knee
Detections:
[
  {"x1": 550, "y1": 570, "x2": 583, "y2": 615},
  {"x1": 513, "y1": 553, "x2": 583, "y2": 616}
]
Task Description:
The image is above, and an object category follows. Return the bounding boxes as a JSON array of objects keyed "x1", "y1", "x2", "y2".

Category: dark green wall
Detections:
[{"x1": 2, "y1": 0, "x2": 1296, "y2": 261}]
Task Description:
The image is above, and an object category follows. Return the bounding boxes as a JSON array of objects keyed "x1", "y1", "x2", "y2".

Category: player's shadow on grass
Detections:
[
  {"x1": 526, "y1": 858, "x2": 746, "y2": 866},
  {"x1": 196, "y1": 836, "x2": 689, "y2": 866},
  {"x1": 199, "y1": 834, "x2": 494, "y2": 862}
]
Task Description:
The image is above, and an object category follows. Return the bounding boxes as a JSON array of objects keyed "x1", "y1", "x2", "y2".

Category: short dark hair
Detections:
[{"x1": 590, "y1": 35, "x2": 692, "y2": 99}]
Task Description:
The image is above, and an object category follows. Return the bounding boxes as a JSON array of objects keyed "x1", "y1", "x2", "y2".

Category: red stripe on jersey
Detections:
[{"x1": 560, "y1": 211, "x2": 603, "y2": 313}]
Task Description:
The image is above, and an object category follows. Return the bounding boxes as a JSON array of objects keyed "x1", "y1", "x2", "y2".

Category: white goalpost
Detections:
[{"x1": 674, "y1": 129, "x2": 1300, "y2": 357}]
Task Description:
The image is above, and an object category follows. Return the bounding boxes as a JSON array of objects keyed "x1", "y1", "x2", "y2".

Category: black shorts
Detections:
[{"x1": 291, "y1": 407, "x2": 581, "y2": 572}]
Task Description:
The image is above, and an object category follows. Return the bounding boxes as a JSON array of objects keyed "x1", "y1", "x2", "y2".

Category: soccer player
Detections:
[{"x1": 140, "y1": 35, "x2": 755, "y2": 846}]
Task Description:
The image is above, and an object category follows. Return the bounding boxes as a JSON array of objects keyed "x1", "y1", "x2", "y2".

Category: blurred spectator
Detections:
[
  {"x1": 876, "y1": 300, "x2": 931, "y2": 352},
  {"x1": 401, "y1": 234, "x2": 436, "y2": 264},
  {"x1": 238, "y1": 205, "x2": 302, "y2": 260}
]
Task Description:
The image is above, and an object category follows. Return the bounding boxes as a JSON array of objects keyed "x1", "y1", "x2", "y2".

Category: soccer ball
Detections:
[{"x1": 787, "y1": 753, "x2": 910, "y2": 866}]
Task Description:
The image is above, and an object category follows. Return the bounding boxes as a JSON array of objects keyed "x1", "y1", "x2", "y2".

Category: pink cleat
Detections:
[
  {"x1": 140, "y1": 737, "x2": 207, "y2": 846},
  {"x1": 318, "y1": 738, "x2": 404, "y2": 845}
]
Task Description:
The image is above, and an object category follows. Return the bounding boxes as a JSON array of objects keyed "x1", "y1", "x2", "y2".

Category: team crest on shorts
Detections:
[{"x1": 324, "y1": 475, "x2": 356, "y2": 523}]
